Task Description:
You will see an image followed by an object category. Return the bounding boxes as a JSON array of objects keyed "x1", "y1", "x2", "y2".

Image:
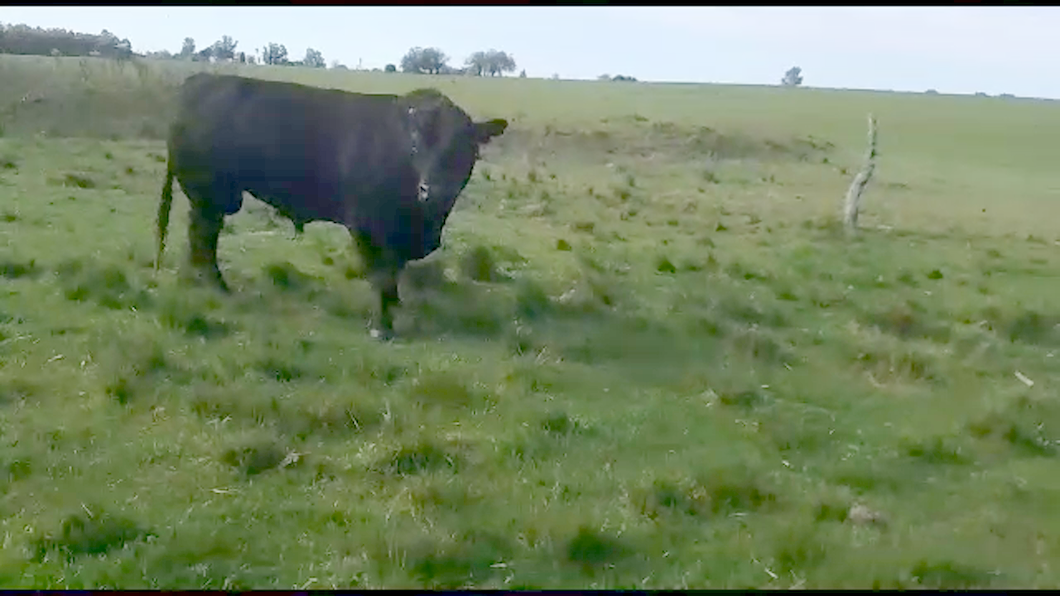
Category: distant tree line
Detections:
[
  {"x1": 396, "y1": 46, "x2": 518, "y2": 77},
  {"x1": 597, "y1": 74, "x2": 638, "y2": 83},
  {"x1": 0, "y1": 23, "x2": 132, "y2": 60},
  {"x1": 144, "y1": 38, "x2": 328, "y2": 69},
  {"x1": 0, "y1": 22, "x2": 574, "y2": 81},
  {"x1": 4, "y1": 20, "x2": 1027, "y2": 95},
  {"x1": 0, "y1": 23, "x2": 525, "y2": 78}
]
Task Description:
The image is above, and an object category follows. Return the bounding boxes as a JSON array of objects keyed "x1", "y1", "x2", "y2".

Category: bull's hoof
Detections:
[{"x1": 369, "y1": 327, "x2": 394, "y2": 341}]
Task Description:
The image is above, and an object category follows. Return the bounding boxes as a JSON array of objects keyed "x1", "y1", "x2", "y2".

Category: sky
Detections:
[{"x1": 3, "y1": 6, "x2": 1059, "y2": 99}]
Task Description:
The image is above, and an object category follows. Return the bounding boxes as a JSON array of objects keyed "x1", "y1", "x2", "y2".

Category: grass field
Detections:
[{"x1": 1, "y1": 53, "x2": 1059, "y2": 589}]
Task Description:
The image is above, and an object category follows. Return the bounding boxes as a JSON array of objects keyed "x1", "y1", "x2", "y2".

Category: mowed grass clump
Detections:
[{"x1": 0, "y1": 53, "x2": 1059, "y2": 589}]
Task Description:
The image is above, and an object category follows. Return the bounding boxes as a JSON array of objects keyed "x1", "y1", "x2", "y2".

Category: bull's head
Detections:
[{"x1": 405, "y1": 90, "x2": 507, "y2": 215}]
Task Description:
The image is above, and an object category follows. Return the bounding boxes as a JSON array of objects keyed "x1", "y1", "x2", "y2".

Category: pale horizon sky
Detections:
[{"x1": 3, "y1": 6, "x2": 1059, "y2": 99}]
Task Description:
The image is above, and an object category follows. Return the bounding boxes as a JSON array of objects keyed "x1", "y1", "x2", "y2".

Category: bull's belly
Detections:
[
  {"x1": 239, "y1": 177, "x2": 436, "y2": 260},
  {"x1": 241, "y1": 179, "x2": 344, "y2": 225}
]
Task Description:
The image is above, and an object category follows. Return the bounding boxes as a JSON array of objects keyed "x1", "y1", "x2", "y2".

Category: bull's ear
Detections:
[{"x1": 473, "y1": 118, "x2": 508, "y2": 145}]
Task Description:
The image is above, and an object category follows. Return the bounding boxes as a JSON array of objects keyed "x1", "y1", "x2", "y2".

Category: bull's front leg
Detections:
[
  {"x1": 350, "y1": 229, "x2": 402, "y2": 341},
  {"x1": 369, "y1": 267, "x2": 400, "y2": 341}
]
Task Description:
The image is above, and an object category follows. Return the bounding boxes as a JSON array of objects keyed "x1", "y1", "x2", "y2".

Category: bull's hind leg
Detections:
[
  {"x1": 187, "y1": 207, "x2": 228, "y2": 290},
  {"x1": 179, "y1": 179, "x2": 242, "y2": 291}
]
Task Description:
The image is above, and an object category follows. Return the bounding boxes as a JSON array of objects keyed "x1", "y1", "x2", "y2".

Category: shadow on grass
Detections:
[
  {"x1": 32, "y1": 511, "x2": 154, "y2": 562},
  {"x1": 55, "y1": 257, "x2": 153, "y2": 311},
  {"x1": 155, "y1": 244, "x2": 748, "y2": 384}
]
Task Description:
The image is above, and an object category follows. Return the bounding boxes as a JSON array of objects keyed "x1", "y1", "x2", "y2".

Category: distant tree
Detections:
[
  {"x1": 464, "y1": 49, "x2": 516, "y2": 77},
  {"x1": 179, "y1": 37, "x2": 195, "y2": 59},
  {"x1": 246, "y1": 54, "x2": 256, "y2": 65},
  {"x1": 519, "y1": 69, "x2": 526, "y2": 78},
  {"x1": 113, "y1": 37, "x2": 133, "y2": 61},
  {"x1": 42, "y1": 27, "x2": 132, "y2": 60},
  {"x1": 302, "y1": 47, "x2": 325, "y2": 68},
  {"x1": 612, "y1": 74, "x2": 637, "y2": 82},
  {"x1": 488, "y1": 49, "x2": 516, "y2": 76},
  {"x1": 925, "y1": 89, "x2": 938, "y2": 95},
  {"x1": 422, "y1": 48, "x2": 447, "y2": 74},
  {"x1": 96, "y1": 29, "x2": 118, "y2": 54},
  {"x1": 384, "y1": 63, "x2": 397, "y2": 73},
  {"x1": 551, "y1": 73, "x2": 560, "y2": 80},
  {"x1": 210, "y1": 35, "x2": 238, "y2": 61},
  {"x1": 330, "y1": 59, "x2": 346, "y2": 70},
  {"x1": 782, "y1": 66, "x2": 803, "y2": 87},
  {"x1": 400, "y1": 46, "x2": 448, "y2": 74},
  {"x1": 261, "y1": 42, "x2": 288, "y2": 65},
  {"x1": 597, "y1": 74, "x2": 611, "y2": 81},
  {"x1": 464, "y1": 51, "x2": 487, "y2": 76}
]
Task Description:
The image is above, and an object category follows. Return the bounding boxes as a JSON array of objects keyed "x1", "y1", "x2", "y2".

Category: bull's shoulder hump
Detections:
[
  {"x1": 180, "y1": 72, "x2": 248, "y2": 96},
  {"x1": 404, "y1": 87, "x2": 448, "y2": 99}
]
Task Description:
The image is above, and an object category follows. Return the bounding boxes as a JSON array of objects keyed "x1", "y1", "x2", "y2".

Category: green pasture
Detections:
[{"x1": 0, "y1": 53, "x2": 1058, "y2": 589}]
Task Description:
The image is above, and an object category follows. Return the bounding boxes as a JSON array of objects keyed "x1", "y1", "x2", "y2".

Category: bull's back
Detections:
[
  {"x1": 178, "y1": 75, "x2": 408, "y2": 174},
  {"x1": 171, "y1": 74, "x2": 419, "y2": 224}
]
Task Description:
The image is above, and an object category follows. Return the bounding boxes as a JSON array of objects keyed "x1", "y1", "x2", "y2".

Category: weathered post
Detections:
[{"x1": 843, "y1": 113, "x2": 878, "y2": 235}]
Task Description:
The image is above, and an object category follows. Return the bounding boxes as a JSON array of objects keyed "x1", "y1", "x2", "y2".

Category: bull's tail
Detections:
[{"x1": 155, "y1": 159, "x2": 175, "y2": 272}]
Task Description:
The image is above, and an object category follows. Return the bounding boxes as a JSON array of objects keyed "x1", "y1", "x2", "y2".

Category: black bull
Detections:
[{"x1": 155, "y1": 73, "x2": 508, "y2": 339}]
